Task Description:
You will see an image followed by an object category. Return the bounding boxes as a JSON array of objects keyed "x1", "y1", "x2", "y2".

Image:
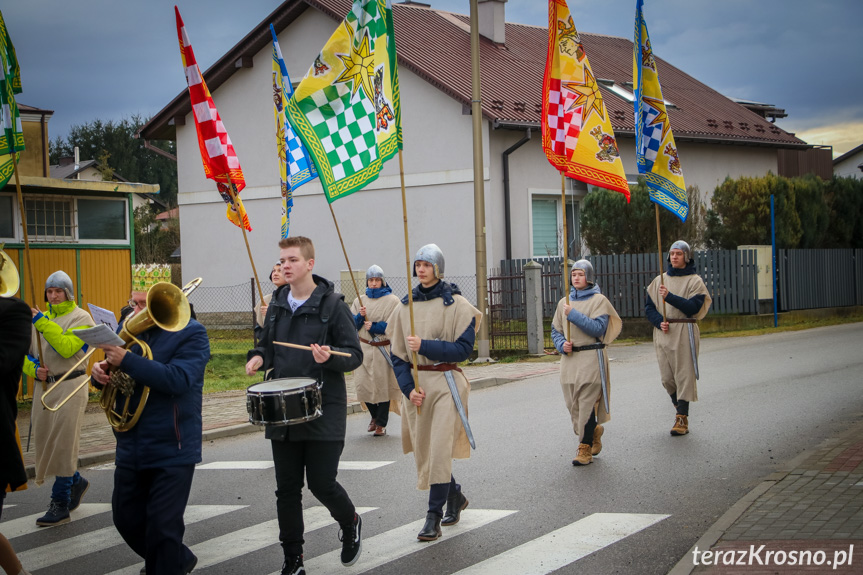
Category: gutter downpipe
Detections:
[{"x1": 502, "y1": 128, "x2": 531, "y2": 260}]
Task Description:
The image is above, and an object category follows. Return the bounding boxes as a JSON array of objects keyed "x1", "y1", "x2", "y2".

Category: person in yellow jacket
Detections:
[{"x1": 22, "y1": 271, "x2": 94, "y2": 526}]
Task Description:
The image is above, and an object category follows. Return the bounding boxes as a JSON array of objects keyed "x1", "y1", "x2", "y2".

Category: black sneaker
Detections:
[
  {"x1": 140, "y1": 552, "x2": 197, "y2": 574},
  {"x1": 338, "y1": 514, "x2": 362, "y2": 566},
  {"x1": 36, "y1": 500, "x2": 71, "y2": 526},
  {"x1": 281, "y1": 554, "x2": 305, "y2": 575},
  {"x1": 69, "y1": 476, "x2": 90, "y2": 511}
]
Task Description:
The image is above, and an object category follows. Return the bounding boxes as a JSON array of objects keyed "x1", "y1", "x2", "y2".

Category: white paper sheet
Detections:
[{"x1": 74, "y1": 324, "x2": 125, "y2": 347}]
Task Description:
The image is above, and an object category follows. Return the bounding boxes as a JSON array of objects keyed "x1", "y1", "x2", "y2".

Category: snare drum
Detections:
[{"x1": 246, "y1": 378, "x2": 322, "y2": 426}]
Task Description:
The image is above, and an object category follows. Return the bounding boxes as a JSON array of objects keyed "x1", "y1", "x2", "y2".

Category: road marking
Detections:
[
  {"x1": 197, "y1": 461, "x2": 274, "y2": 470},
  {"x1": 106, "y1": 506, "x2": 377, "y2": 574},
  {"x1": 19, "y1": 505, "x2": 245, "y2": 572},
  {"x1": 338, "y1": 461, "x2": 394, "y2": 470},
  {"x1": 195, "y1": 460, "x2": 394, "y2": 471},
  {"x1": 289, "y1": 509, "x2": 517, "y2": 575},
  {"x1": 3, "y1": 503, "x2": 113, "y2": 539},
  {"x1": 451, "y1": 512, "x2": 669, "y2": 575}
]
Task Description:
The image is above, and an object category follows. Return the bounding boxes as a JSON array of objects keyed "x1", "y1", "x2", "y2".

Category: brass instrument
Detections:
[
  {"x1": 0, "y1": 247, "x2": 20, "y2": 298},
  {"x1": 40, "y1": 278, "x2": 203, "y2": 432}
]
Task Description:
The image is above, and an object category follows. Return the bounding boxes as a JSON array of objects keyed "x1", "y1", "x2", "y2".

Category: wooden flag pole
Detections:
[
  {"x1": 399, "y1": 150, "x2": 420, "y2": 410},
  {"x1": 561, "y1": 172, "x2": 571, "y2": 341},
  {"x1": 654, "y1": 203, "x2": 668, "y2": 320},
  {"x1": 11, "y1": 153, "x2": 46, "y2": 391},
  {"x1": 224, "y1": 175, "x2": 265, "y2": 304},
  {"x1": 326, "y1": 203, "x2": 363, "y2": 308}
]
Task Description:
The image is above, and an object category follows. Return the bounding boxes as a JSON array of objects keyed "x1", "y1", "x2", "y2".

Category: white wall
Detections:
[{"x1": 834, "y1": 149, "x2": 863, "y2": 179}]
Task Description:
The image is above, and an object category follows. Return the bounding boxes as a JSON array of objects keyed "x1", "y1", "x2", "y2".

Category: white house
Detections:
[
  {"x1": 141, "y1": 0, "x2": 815, "y2": 296},
  {"x1": 833, "y1": 143, "x2": 863, "y2": 179}
]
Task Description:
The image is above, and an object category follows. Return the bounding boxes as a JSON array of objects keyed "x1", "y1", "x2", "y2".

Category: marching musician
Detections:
[
  {"x1": 0, "y1": 253, "x2": 34, "y2": 575},
  {"x1": 550, "y1": 260, "x2": 622, "y2": 466},
  {"x1": 91, "y1": 265, "x2": 209, "y2": 575},
  {"x1": 245, "y1": 237, "x2": 363, "y2": 575},
  {"x1": 22, "y1": 271, "x2": 94, "y2": 526},
  {"x1": 645, "y1": 240, "x2": 712, "y2": 436},
  {"x1": 389, "y1": 244, "x2": 481, "y2": 541},
  {"x1": 351, "y1": 265, "x2": 401, "y2": 437}
]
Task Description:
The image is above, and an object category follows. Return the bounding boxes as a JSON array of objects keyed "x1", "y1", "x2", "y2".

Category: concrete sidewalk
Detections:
[
  {"x1": 17, "y1": 357, "x2": 561, "y2": 476},
  {"x1": 670, "y1": 416, "x2": 863, "y2": 574}
]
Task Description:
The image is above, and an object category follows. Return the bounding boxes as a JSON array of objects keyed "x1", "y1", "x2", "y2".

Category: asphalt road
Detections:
[{"x1": 5, "y1": 323, "x2": 863, "y2": 574}]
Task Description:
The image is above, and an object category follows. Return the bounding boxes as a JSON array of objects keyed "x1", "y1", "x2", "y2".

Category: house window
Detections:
[
  {"x1": 78, "y1": 199, "x2": 126, "y2": 240},
  {"x1": 0, "y1": 195, "x2": 13, "y2": 238},
  {"x1": 531, "y1": 197, "x2": 580, "y2": 258},
  {"x1": 25, "y1": 196, "x2": 74, "y2": 242}
]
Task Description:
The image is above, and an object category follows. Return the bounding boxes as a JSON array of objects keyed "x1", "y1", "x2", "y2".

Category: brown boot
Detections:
[
  {"x1": 591, "y1": 424, "x2": 604, "y2": 456},
  {"x1": 367, "y1": 418, "x2": 376, "y2": 432},
  {"x1": 671, "y1": 414, "x2": 689, "y2": 436},
  {"x1": 373, "y1": 425, "x2": 386, "y2": 437},
  {"x1": 572, "y1": 443, "x2": 593, "y2": 466}
]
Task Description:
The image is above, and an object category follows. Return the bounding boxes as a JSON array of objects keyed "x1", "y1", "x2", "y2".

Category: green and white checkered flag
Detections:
[
  {"x1": 0, "y1": 9, "x2": 24, "y2": 190},
  {"x1": 286, "y1": 0, "x2": 401, "y2": 203}
]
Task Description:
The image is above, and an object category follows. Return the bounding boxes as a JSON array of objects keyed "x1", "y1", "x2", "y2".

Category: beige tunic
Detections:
[
  {"x1": 389, "y1": 293, "x2": 481, "y2": 490},
  {"x1": 350, "y1": 294, "x2": 401, "y2": 409},
  {"x1": 552, "y1": 294, "x2": 622, "y2": 439},
  {"x1": 254, "y1": 293, "x2": 274, "y2": 328},
  {"x1": 647, "y1": 272, "x2": 712, "y2": 402},
  {"x1": 29, "y1": 306, "x2": 95, "y2": 485}
]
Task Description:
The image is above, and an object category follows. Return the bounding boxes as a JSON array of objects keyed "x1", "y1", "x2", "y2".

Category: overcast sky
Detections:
[{"x1": 5, "y1": 0, "x2": 861, "y2": 155}]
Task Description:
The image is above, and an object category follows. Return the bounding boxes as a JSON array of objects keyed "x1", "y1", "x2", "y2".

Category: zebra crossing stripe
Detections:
[
  {"x1": 451, "y1": 512, "x2": 669, "y2": 575},
  {"x1": 19, "y1": 505, "x2": 245, "y2": 572},
  {"x1": 197, "y1": 461, "x2": 274, "y2": 469},
  {"x1": 162, "y1": 506, "x2": 377, "y2": 572},
  {"x1": 290, "y1": 509, "x2": 518, "y2": 575},
  {"x1": 3, "y1": 503, "x2": 113, "y2": 539},
  {"x1": 195, "y1": 460, "x2": 394, "y2": 471}
]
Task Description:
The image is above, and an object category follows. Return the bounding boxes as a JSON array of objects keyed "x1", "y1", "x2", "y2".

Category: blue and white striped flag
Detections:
[{"x1": 271, "y1": 24, "x2": 317, "y2": 238}]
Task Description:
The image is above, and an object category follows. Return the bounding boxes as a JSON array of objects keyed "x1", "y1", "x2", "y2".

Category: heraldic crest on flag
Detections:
[
  {"x1": 542, "y1": 0, "x2": 629, "y2": 200},
  {"x1": 0, "y1": 8, "x2": 24, "y2": 190},
  {"x1": 286, "y1": 0, "x2": 401, "y2": 203},
  {"x1": 271, "y1": 24, "x2": 318, "y2": 237},
  {"x1": 634, "y1": 0, "x2": 687, "y2": 221},
  {"x1": 175, "y1": 6, "x2": 251, "y2": 231}
]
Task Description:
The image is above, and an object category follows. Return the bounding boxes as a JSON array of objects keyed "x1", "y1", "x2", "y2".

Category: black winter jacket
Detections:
[
  {"x1": 248, "y1": 275, "x2": 362, "y2": 442},
  {"x1": 1, "y1": 297, "x2": 31, "y2": 492}
]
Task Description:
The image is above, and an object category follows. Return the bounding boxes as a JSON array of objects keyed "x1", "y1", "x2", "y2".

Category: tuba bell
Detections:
[{"x1": 0, "y1": 247, "x2": 20, "y2": 298}]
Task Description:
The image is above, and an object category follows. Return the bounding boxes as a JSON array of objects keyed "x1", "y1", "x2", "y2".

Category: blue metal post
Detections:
[{"x1": 771, "y1": 194, "x2": 778, "y2": 327}]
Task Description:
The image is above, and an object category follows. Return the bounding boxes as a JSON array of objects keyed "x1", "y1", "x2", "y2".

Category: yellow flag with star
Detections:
[{"x1": 286, "y1": 0, "x2": 401, "y2": 203}]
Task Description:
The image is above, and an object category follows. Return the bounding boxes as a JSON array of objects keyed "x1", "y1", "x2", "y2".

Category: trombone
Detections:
[{"x1": 40, "y1": 278, "x2": 203, "y2": 429}]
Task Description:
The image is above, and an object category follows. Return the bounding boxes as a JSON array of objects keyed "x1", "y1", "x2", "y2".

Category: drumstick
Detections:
[{"x1": 273, "y1": 341, "x2": 352, "y2": 357}]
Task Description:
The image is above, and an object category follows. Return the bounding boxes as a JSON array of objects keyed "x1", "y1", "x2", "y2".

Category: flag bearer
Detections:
[
  {"x1": 551, "y1": 260, "x2": 622, "y2": 466},
  {"x1": 389, "y1": 244, "x2": 481, "y2": 541},
  {"x1": 645, "y1": 240, "x2": 712, "y2": 436}
]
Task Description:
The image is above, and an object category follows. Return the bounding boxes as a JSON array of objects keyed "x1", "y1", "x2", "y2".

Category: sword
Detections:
[
  {"x1": 371, "y1": 336, "x2": 393, "y2": 368},
  {"x1": 442, "y1": 368, "x2": 476, "y2": 449},
  {"x1": 596, "y1": 347, "x2": 610, "y2": 415},
  {"x1": 687, "y1": 323, "x2": 700, "y2": 380}
]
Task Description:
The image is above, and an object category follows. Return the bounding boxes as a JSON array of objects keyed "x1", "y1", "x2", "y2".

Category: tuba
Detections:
[{"x1": 41, "y1": 278, "x2": 202, "y2": 432}]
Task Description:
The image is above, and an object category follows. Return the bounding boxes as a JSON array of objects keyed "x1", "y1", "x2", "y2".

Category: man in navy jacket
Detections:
[{"x1": 93, "y1": 284, "x2": 210, "y2": 575}]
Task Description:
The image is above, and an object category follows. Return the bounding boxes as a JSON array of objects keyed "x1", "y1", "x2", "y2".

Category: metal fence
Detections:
[{"x1": 778, "y1": 249, "x2": 863, "y2": 311}]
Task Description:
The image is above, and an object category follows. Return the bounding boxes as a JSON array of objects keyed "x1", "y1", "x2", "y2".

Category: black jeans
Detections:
[
  {"x1": 366, "y1": 401, "x2": 390, "y2": 427},
  {"x1": 112, "y1": 465, "x2": 196, "y2": 575},
  {"x1": 272, "y1": 439, "x2": 356, "y2": 556}
]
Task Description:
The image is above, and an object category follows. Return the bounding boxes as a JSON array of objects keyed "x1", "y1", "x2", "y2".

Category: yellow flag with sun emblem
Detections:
[{"x1": 286, "y1": 0, "x2": 401, "y2": 203}]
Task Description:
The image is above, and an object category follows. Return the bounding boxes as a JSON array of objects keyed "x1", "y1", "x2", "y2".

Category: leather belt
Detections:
[
  {"x1": 42, "y1": 370, "x2": 86, "y2": 382},
  {"x1": 359, "y1": 337, "x2": 390, "y2": 347},
  {"x1": 417, "y1": 363, "x2": 462, "y2": 373},
  {"x1": 572, "y1": 343, "x2": 606, "y2": 352},
  {"x1": 667, "y1": 318, "x2": 697, "y2": 324}
]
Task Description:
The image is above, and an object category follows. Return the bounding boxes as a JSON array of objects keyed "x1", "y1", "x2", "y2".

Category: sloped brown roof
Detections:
[{"x1": 141, "y1": 0, "x2": 806, "y2": 148}]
